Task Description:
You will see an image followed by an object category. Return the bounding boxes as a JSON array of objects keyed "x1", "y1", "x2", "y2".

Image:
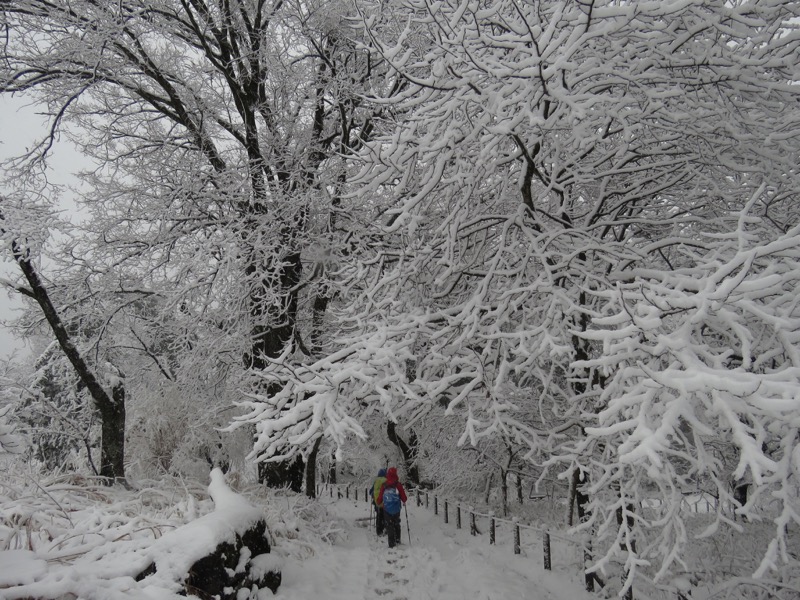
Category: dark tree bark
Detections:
[
  {"x1": 100, "y1": 375, "x2": 127, "y2": 480},
  {"x1": 258, "y1": 456, "x2": 304, "y2": 493},
  {"x1": 329, "y1": 450, "x2": 337, "y2": 484},
  {"x1": 305, "y1": 437, "x2": 322, "y2": 499},
  {"x1": 573, "y1": 469, "x2": 592, "y2": 589},
  {"x1": 2, "y1": 215, "x2": 126, "y2": 482},
  {"x1": 733, "y1": 480, "x2": 749, "y2": 522},
  {"x1": 500, "y1": 467, "x2": 508, "y2": 517},
  {"x1": 386, "y1": 421, "x2": 420, "y2": 486}
]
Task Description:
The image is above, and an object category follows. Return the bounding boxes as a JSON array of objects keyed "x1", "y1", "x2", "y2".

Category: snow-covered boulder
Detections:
[{"x1": 135, "y1": 468, "x2": 282, "y2": 597}]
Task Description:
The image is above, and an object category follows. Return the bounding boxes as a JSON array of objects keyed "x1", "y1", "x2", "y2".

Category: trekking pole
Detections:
[
  {"x1": 404, "y1": 503, "x2": 412, "y2": 547},
  {"x1": 369, "y1": 500, "x2": 373, "y2": 529}
]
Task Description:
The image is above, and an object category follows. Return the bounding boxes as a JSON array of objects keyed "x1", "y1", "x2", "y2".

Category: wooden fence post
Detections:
[
  {"x1": 489, "y1": 512, "x2": 496, "y2": 545},
  {"x1": 417, "y1": 490, "x2": 421, "y2": 507},
  {"x1": 456, "y1": 505, "x2": 461, "y2": 529},
  {"x1": 543, "y1": 531, "x2": 551, "y2": 570},
  {"x1": 513, "y1": 518, "x2": 521, "y2": 555},
  {"x1": 426, "y1": 492, "x2": 429, "y2": 509},
  {"x1": 444, "y1": 500, "x2": 449, "y2": 524},
  {"x1": 434, "y1": 496, "x2": 438, "y2": 515},
  {"x1": 346, "y1": 485, "x2": 349, "y2": 500},
  {"x1": 470, "y1": 509, "x2": 477, "y2": 536}
]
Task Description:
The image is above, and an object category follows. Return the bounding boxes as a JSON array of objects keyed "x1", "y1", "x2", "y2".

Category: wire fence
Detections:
[
  {"x1": 319, "y1": 482, "x2": 751, "y2": 600},
  {"x1": 318, "y1": 482, "x2": 591, "y2": 591}
]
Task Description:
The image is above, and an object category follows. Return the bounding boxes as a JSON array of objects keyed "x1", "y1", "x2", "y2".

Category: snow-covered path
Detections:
[{"x1": 275, "y1": 495, "x2": 595, "y2": 600}]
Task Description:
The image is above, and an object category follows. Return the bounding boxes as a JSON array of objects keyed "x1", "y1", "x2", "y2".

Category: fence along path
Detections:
[
  {"x1": 318, "y1": 483, "x2": 584, "y2": 584},
  {"x1": 320, "y1": 483, "x2": 718, "y2": 600}
]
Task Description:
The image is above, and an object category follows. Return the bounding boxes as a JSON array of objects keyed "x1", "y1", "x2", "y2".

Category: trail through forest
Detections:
[{"x1": 275, "y1": 494, "x2": 595, "y2": 600}]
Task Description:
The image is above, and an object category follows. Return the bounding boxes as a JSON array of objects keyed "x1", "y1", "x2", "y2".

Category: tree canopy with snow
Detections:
[
  {"x1": 227, "y1": 0, "x2": 800, "y2": 585},
  {"x1": 2, "y1": 0, "x2": 799, "y2": 593}
]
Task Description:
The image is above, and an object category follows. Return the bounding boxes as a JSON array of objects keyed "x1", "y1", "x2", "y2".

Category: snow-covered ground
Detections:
[
  {"x1": 279, "y1": 494, "x2": 595, "y2": 600},
  {"x1": 0, "y1": 471, "x2": 594, "y2": 600},
  {"x1": 1, "y1": 470, "x2": 797, "y2": 599}
]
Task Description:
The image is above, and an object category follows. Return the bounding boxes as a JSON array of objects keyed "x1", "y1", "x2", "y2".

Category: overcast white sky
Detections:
[{"x1": 0, "y1": 95, "x2": 86, "y2": 360}]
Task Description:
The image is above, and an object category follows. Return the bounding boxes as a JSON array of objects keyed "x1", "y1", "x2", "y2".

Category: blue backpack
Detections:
[{"x1": 382, "y1": 485, "x2": 402, "y2": 515}]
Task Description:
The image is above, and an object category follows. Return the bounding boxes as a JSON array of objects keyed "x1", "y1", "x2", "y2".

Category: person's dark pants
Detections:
[
  {"x1": 385, "y1": 511, "x2": 401, "y2": 548},
  {"x1": 375, "y1": 504, "x2": 385, "y2": 535}
]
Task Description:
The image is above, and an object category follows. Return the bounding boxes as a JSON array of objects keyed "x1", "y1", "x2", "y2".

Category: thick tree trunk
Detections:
[
  {"x1": 386, "y1": 421, "x2": 420, "y2": 486},
  {"x1": 100, "y1": 376, "x2": 127, "y2": 481},
  {"x1": 305, "y1": 438, "x2": 322, "y2": 498},
  {"x1": 500, "y1": 468, "x2": 509, "y2": 517},
  {"x1": 7, "y1": 231, "x2": 126, "y2": 482},
  {"x1": 248, "y1": 248, "x2": 307, "y2": 490},
  {"x1": 573, "y1": 468, "x2": 599, "y2": 592}
]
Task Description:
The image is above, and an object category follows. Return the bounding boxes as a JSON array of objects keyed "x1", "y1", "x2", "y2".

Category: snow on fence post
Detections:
[
  {"x1": 444, "y1": 500, "x2": 449, "y2": 524},
  {"x1": 434, "y1": 496, "x2": 439, "y2": 515},
  {"x1": 456, "y1": 504, "x2": 461, "y2": 529},
  {"x1": 513, "y1": 518, "x2": 520, "y2": 555},
  {"x1": 489, "y1": 512, "x2": 496, "y2": 545},
  {"x1": 470, "y1": 508, "x2": 477, "y2": 536},
  {"x1": 543, "y1": 531, "x2": 551, "y2": 570}
]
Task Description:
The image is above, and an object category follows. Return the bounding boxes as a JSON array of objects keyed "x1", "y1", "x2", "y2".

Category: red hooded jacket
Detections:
[{"x1": 377, "y1": 467, "x2": 407, "y2": 507}]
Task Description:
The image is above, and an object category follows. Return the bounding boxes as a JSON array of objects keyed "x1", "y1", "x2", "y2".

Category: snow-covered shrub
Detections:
[{"x1": 0, "y1": 405, "x2": 24, "y2": 457}]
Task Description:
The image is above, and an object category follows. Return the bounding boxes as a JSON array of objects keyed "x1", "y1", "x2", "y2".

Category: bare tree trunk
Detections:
[
  {"x1": 500, "y1": 468, "x2": 508, "y2": 517},
  {"x1": 248, "y1": 247, "x2": 306, "y2": 492},
  {"x1": 574, "y1": 468, "x2": 597, "y2": 592},
  {"x1": 4, "y1": 225, "x2": 126, "y2": 482},
  {"x1": 483, "y1": 472, "x2": 494, "y2": 505},
  {"x1": 305, "y1": 438, "x2": 322, "y2": 499},
  {"x1": 100, "y1": 375, "x2": 127, "y2": 481},
  {"x1": 386, "y1": 421, "x2": 420, "y2": 486},
  {"x1": 329, "y1": 450, "x2": 337, "y2": 484},
  {"x1": 568, "y1": 467, "x2": 578, "y2": 527}
]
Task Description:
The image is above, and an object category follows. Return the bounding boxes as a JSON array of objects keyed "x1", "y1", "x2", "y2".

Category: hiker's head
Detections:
[
  {"x1": 386, "y1": 467, "x2": 398, "y2": 483},
  {"x1": 378, "y1": 468, "x2": 387, "y2": 477}
]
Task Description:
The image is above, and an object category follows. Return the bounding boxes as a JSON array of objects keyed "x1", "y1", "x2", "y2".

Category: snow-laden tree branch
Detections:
[
  {"x1": 575, "y1": 205, "x2": 800, "y2": 580},
  {"x1": 232, "y1": 0, "x2": 800, "y2": 587}
]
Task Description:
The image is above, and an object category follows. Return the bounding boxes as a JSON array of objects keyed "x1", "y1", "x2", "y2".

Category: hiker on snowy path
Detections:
[
  {"x1": 377, "y1": 467, "x2": 407, "y2": 549},
  {"x1": 370, "y1": 468, "x2": 387, "y2": 536}
]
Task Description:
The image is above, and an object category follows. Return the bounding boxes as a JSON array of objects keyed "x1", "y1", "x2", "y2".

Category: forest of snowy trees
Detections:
[{"x1": 1, "y1": 0, "x2": 799, "y2": 598}]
